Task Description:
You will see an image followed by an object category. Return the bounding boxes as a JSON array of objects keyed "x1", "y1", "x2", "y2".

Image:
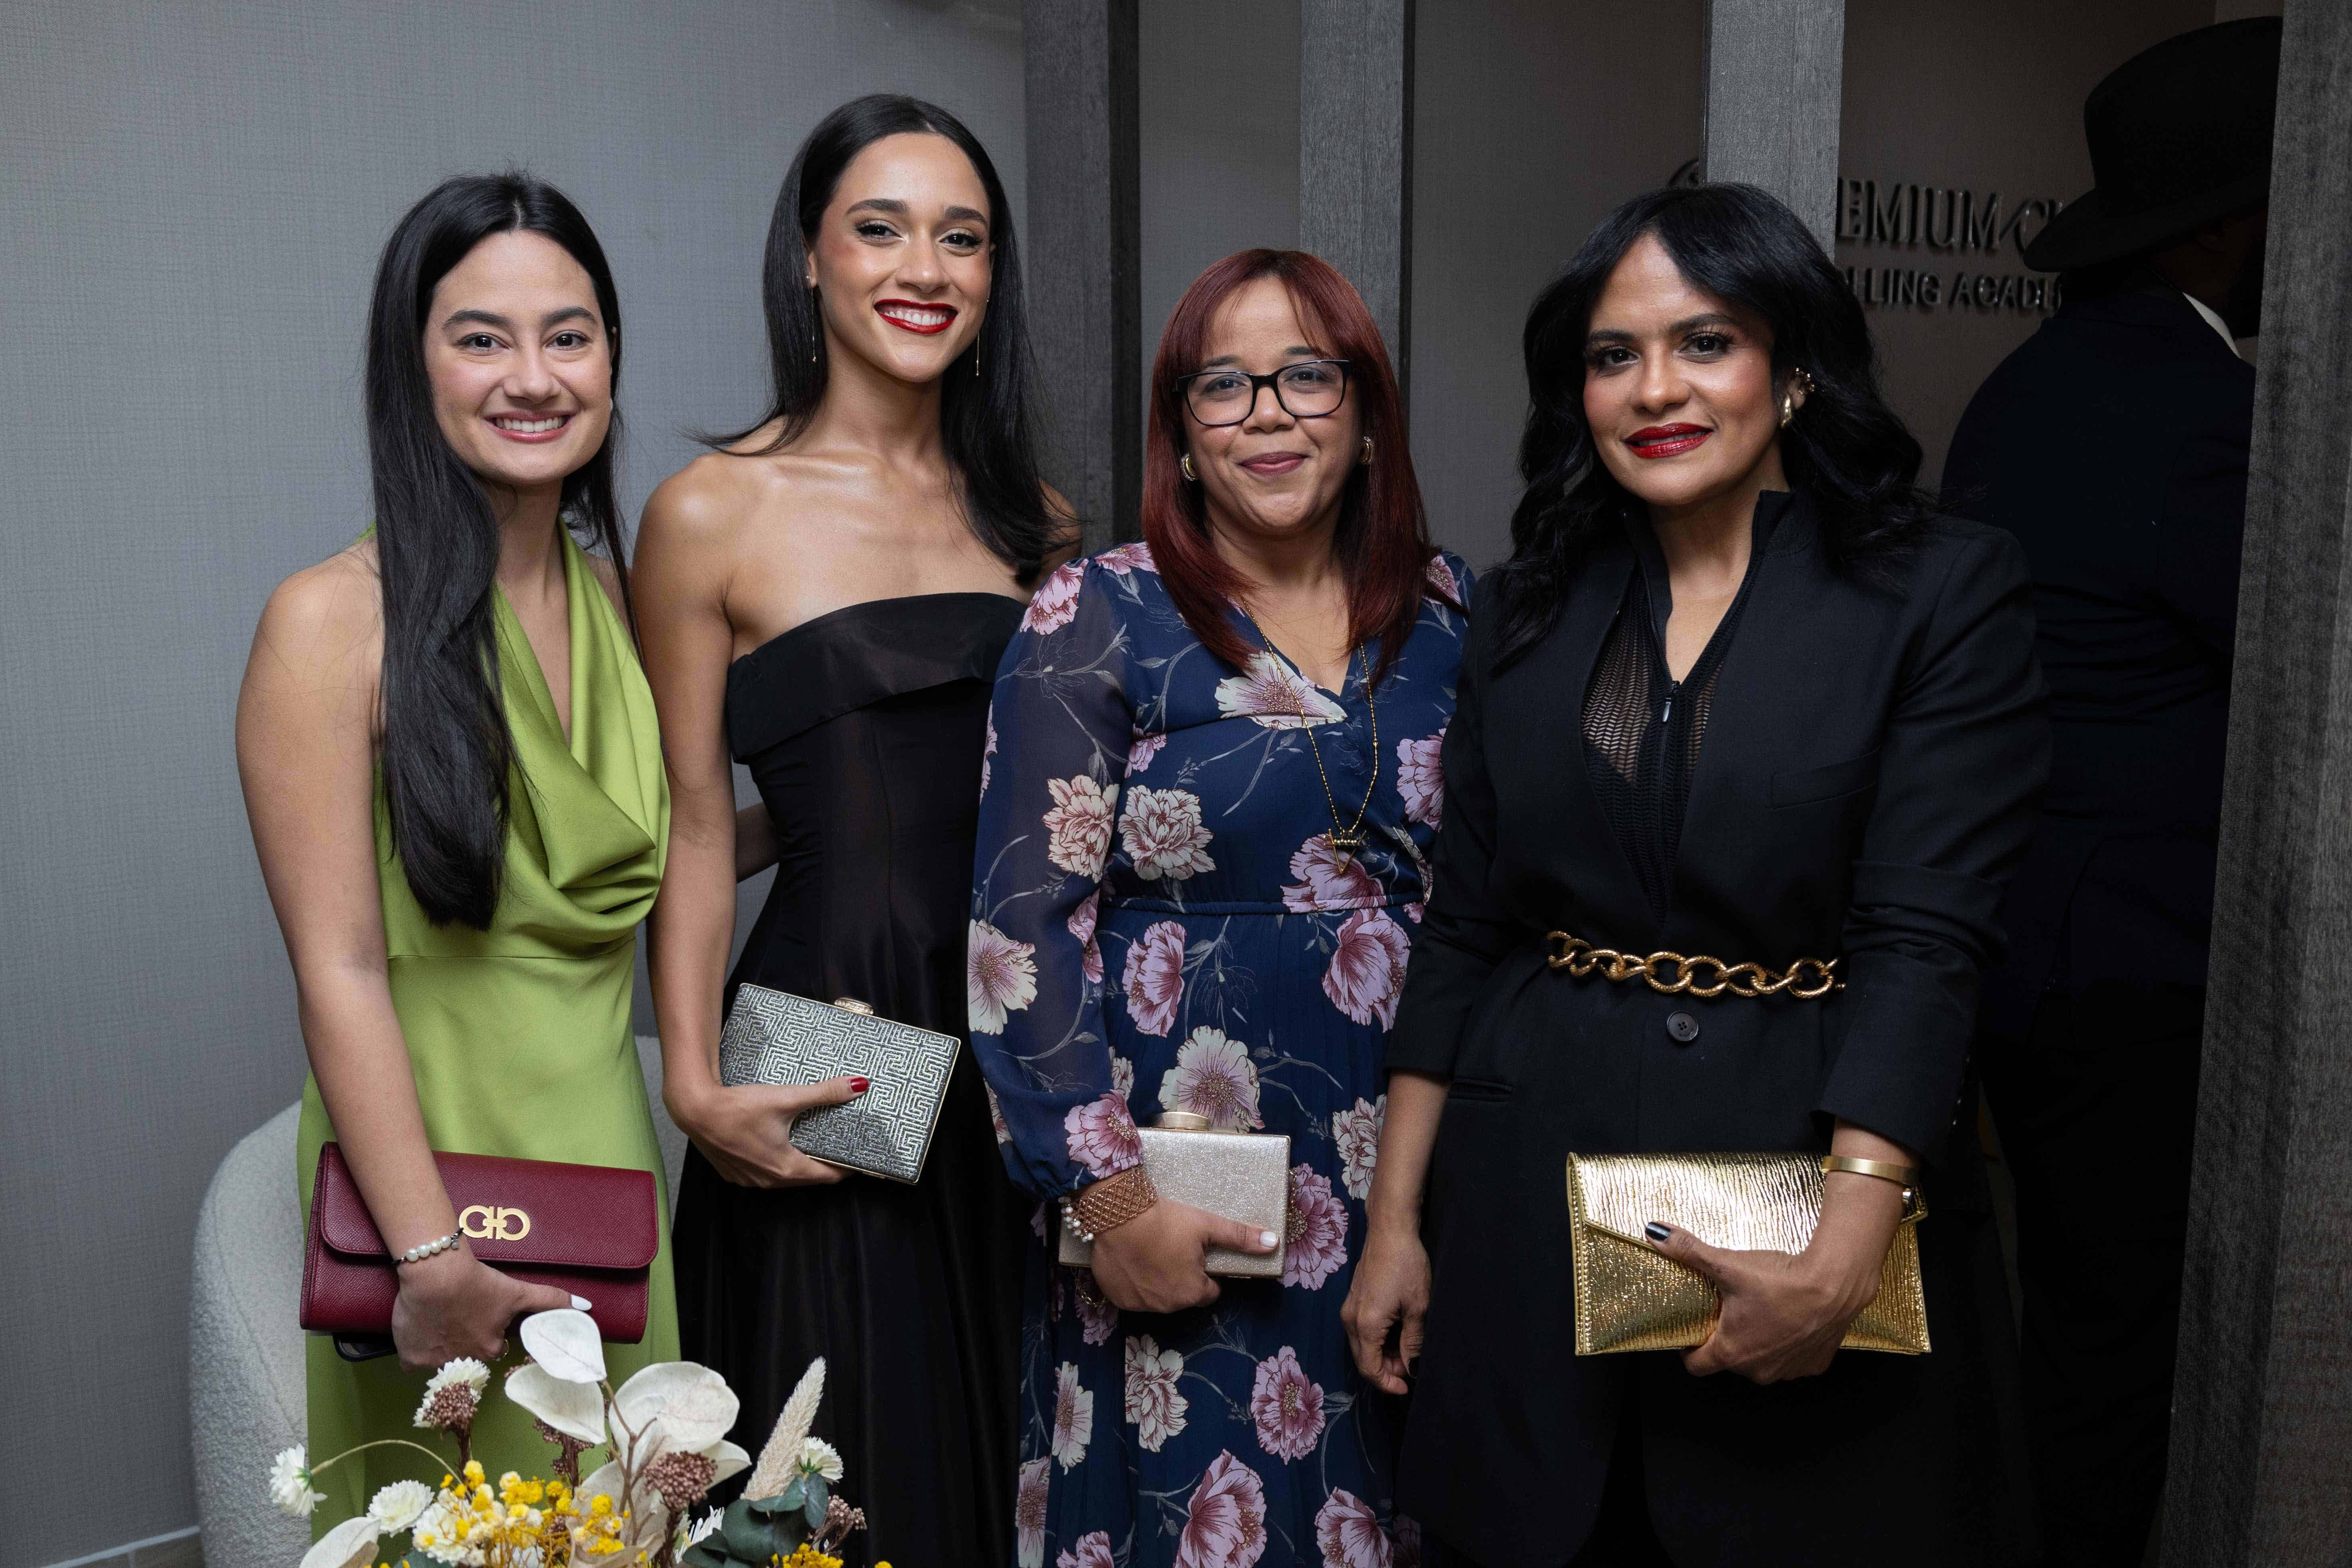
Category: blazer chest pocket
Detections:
[{"x1": 1770, "y1": 748, "x2": 1879, "y2": 807}]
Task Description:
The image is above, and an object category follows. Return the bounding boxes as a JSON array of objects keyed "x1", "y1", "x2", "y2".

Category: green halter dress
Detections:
[{"x1": 296, "y1": 531, "x2": 675, "y2": 1523}]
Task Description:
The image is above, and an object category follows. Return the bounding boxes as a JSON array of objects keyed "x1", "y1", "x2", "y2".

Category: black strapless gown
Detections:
[{"x1": 674, "y1": 594, "x2": 1030, "y2": 1568}]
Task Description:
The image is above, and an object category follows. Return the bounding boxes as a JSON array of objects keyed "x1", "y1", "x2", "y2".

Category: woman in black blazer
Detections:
[{"x1": 1342, "y1": 185, "x2": 2048, "y2": 1566}]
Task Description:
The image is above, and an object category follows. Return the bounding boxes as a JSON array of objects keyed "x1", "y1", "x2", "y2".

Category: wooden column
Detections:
[
  {"x1": 1701, "y1": 0, "x2": 1846, "y2": 245},
  {"x1": 1299, "y1": 0, "x2": 1414, "y2": 390},
  {"x1": 2164, "y1": 2, "x2": 2352, "y2": 1561},
  {"x1": 1024, "y1": 0, "x2": 1141, "y2": 547}
]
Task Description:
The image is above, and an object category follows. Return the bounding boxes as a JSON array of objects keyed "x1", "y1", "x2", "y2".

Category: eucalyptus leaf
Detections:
[
  {"x1": 805, "y1": 1493, "x2": 827, "y2": 1532},
  {"x1": 720, "y1": 1508, "x2": 775, "y2": 1562}
]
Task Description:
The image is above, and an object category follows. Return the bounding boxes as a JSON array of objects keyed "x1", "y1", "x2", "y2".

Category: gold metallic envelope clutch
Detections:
[
  {"x1": 1058, "y1": 1113, "x2": 1291, "y2": 1279},
  {"x1": 1564, "y1": 1150, "x2": 1930, "y2": 1356}
]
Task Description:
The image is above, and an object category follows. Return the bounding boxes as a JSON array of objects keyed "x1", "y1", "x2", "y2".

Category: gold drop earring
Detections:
[{"x1": 1780, "y1": 367, "x2": 1816, "y2": 427}]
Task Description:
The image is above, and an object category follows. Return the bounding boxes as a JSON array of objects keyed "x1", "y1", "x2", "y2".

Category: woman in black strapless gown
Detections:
[
  {"x1": 634, "y1": 96, "x2": 1073, "y2": 1568},
  {"x1": 671, "y1": 594, "x2": 1030, "y2": 1566}
]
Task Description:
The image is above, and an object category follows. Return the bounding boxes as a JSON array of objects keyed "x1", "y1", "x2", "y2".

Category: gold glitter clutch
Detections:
[
  {"x1": 1564, "y1": 1150, "x2": 1930, "y2": 1356},
  {"x1": 1058, "y1": 1113, "x2": 1291, "y2": 1279}
]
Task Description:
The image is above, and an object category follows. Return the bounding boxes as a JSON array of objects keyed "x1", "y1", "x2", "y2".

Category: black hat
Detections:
[{"x1": 2023, "y1": 17, "x2": 2282, "y2": 273}]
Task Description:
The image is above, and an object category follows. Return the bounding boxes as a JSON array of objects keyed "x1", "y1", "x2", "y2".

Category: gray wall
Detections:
[
  {"x1": 1137, "y1": 0, "x2": 1302, "y2": 432},
  {"x1": 1410, "y1": 0, "x2": 1706, "y2": 570},
  {"x1": 0, "y1": 4, "x2": 1023, "y2": 1564},
  {"x1": 1836, "y1": 0, "x2": 2215, "y2": 488}
]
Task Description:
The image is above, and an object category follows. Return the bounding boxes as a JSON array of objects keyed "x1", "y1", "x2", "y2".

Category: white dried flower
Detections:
[
  {"x1": 268, "y1": 1445, "x2": 327, "y2": 1518},
  {"x1": 519, "y1": 1309, "x2": 607, "y2": 1384},
  {"x1": 797, "y1": 1437, "x2": 844, "y2": 1482},
  {"x1": 411, "y1": 1495, "x2": 485, "y2": 1565},
  {"x1": 368, "y1": 1477, "x2": 435, "y2": 1531},
  {"x1": 414, "y1": 1357, "x2": 491, "y2": 1431}
]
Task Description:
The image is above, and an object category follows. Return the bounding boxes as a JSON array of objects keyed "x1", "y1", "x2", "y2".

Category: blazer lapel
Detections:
[{"x1": 1668, "y1": 493, "x2": 1818, "y2": 950}]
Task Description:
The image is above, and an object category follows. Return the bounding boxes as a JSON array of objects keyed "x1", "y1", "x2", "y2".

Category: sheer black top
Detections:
[{"x1": 1582, "y1": 493, "x2": 1785, "y2": 920}]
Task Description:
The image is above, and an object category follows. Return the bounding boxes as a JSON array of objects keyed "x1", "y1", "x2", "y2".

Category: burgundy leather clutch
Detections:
[{"x1": 300, "y1": 1142, "x2": 658, "y2": 1344}]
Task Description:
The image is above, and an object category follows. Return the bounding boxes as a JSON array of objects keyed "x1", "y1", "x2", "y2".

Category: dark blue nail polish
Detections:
[{"x1": 1644, "y1": 1221, "x2": 1672, "y2": 1243}]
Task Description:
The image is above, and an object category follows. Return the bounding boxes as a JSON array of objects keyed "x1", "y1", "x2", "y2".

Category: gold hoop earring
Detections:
[
  {"x1": 1180, "y1": 453, "x2": 1197, "y2": 482},
  {"x1": 1360, "y1": 436, "x2": 1375, "y2": 465}
]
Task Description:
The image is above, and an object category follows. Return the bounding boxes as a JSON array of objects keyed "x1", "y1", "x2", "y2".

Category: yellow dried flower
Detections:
[{"x1": 772, "y1": 1547, "x2": 843, "y2": 1568}]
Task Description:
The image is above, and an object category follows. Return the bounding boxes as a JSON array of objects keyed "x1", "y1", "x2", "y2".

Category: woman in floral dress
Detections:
[{"x1": 968, "y1": 249, "x2": 1470, "y2": 1568}]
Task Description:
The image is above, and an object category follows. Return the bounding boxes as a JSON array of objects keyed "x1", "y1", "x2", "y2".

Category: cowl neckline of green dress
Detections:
[{"x1": 379, "y1": 529, "x2": 667, "y2": 958}]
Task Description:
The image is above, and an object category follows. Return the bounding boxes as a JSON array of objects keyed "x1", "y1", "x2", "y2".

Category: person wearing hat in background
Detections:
[{"x1": 1940, "y1": 17, "x2": 2280, "y2": 1566}]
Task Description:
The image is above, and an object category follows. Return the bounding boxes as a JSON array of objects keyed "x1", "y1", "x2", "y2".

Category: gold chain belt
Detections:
[{"x1": 1545, "y1": 932, "x2": 1844, "y2": 1000}]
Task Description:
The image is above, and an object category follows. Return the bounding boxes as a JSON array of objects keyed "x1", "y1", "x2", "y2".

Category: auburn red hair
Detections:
[{"x1": 1142, "y1": 249, "x2": 1447, "y2": 686}]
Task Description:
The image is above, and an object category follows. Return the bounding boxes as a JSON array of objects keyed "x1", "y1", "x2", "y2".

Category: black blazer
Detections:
[
  {"x1": 1942, "y1": 290, "x2": 2253, "y2": 1033},
  {"x1": 1388, "y1": 493, "x2": 2047, "y2": 1566}
]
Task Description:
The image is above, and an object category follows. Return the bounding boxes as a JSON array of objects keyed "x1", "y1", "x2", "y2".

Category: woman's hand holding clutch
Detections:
[
  {"x1": 1645, "y1": 1120, "x2": 1913, "y2": 1383},
  {"x1": 670, "y1": 1076, "x2": 867, "y2": 1188},
  {"x1": 391, "y1": 1247, "x2": 581, "y2": 1371},
  {"x1": 1088, "y1": 1199, "x2": 1278, "y2": 1314}
]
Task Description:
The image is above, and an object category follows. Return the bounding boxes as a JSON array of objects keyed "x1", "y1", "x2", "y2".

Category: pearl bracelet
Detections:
[{"x1": 398, "y1": 1230, "x2": 462, "y2": 1266}]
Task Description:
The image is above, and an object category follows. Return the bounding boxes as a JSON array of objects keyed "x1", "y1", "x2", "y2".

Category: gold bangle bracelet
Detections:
[{"x1": 1820, "y1": 1155, "x2": 1919, "y2": 1190}]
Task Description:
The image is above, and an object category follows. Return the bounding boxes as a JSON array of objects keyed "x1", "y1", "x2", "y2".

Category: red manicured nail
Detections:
[{"x1": 849, "y1": 1076, "x2": 870, "y2": 1093}]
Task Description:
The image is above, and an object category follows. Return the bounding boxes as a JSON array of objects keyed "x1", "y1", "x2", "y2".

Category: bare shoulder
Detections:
[
  {"x1": 251, "y1": 539, "x2": 383, "y2": 681},
  {"x1": 640, "y1": 448, "x2": 771, "y2": 546}
]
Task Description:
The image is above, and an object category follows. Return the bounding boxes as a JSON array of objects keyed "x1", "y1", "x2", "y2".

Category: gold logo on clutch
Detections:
[{"x1": 457, "y1": 1204, "x2": 532, "y2": 1241}]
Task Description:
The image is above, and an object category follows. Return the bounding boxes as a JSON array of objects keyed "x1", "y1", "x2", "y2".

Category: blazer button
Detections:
[{"x1": 1666, "y1": 1011, "x2": 1700, "y2": 1044}]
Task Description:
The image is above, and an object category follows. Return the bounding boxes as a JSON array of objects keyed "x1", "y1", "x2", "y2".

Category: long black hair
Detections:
[
  {"x1": 367, "y1": 171, "x2": 629, "y2": 929},
  {"x1": 707, "y1": 93, "x2": 1062, "y2": 578},
  {"x1": 1490, "y1": 182, "x2": 1934, "y2": 668}
]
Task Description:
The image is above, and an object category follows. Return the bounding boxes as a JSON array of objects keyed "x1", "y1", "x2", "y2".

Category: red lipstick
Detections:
[
  {"x1": 1626, "y1": 424, "x2": 1710, "y2": 459},
  {"x1": 875, "y1": 298, "x2": 958, "y2": 335}
]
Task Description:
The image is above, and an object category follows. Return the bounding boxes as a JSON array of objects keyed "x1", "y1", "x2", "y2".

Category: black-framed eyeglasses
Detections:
[{"x1": 1177, "y1": 359, "x2": 1353, "y2": 427}]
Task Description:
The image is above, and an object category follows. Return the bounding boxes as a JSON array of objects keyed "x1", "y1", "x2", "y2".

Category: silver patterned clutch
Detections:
[
  {"x1": 716, "y1": 986, "x2": 960, "y2": 1184},
  {"x1": 1058, "y1": 1113, "x2": 1292, "y2": 1278}
]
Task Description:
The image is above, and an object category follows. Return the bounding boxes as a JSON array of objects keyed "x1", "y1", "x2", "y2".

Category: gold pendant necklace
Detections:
[{"x1": 1239, "y1": 606, "x2": 1378, "y2": 858}]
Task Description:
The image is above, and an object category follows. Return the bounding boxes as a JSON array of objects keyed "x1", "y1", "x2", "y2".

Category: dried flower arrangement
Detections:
[{"x1": 266, "y1": 1310, "x2": 875, "y2": 1568}]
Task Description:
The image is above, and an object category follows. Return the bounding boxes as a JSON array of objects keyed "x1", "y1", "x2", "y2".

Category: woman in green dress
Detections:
[{"x1": 235, "y1": 173, "x2": 812, "y2": 1523}]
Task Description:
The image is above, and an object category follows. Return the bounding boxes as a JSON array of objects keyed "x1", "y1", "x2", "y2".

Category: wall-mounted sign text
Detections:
[{"x1": 1834, "y1": 177, "x2": 2067, "y2": 316}]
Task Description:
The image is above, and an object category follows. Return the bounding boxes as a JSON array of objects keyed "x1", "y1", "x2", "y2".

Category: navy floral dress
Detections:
[{"x1": 967, "y1": 541, "x2": 1471, "y2": 1568}]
